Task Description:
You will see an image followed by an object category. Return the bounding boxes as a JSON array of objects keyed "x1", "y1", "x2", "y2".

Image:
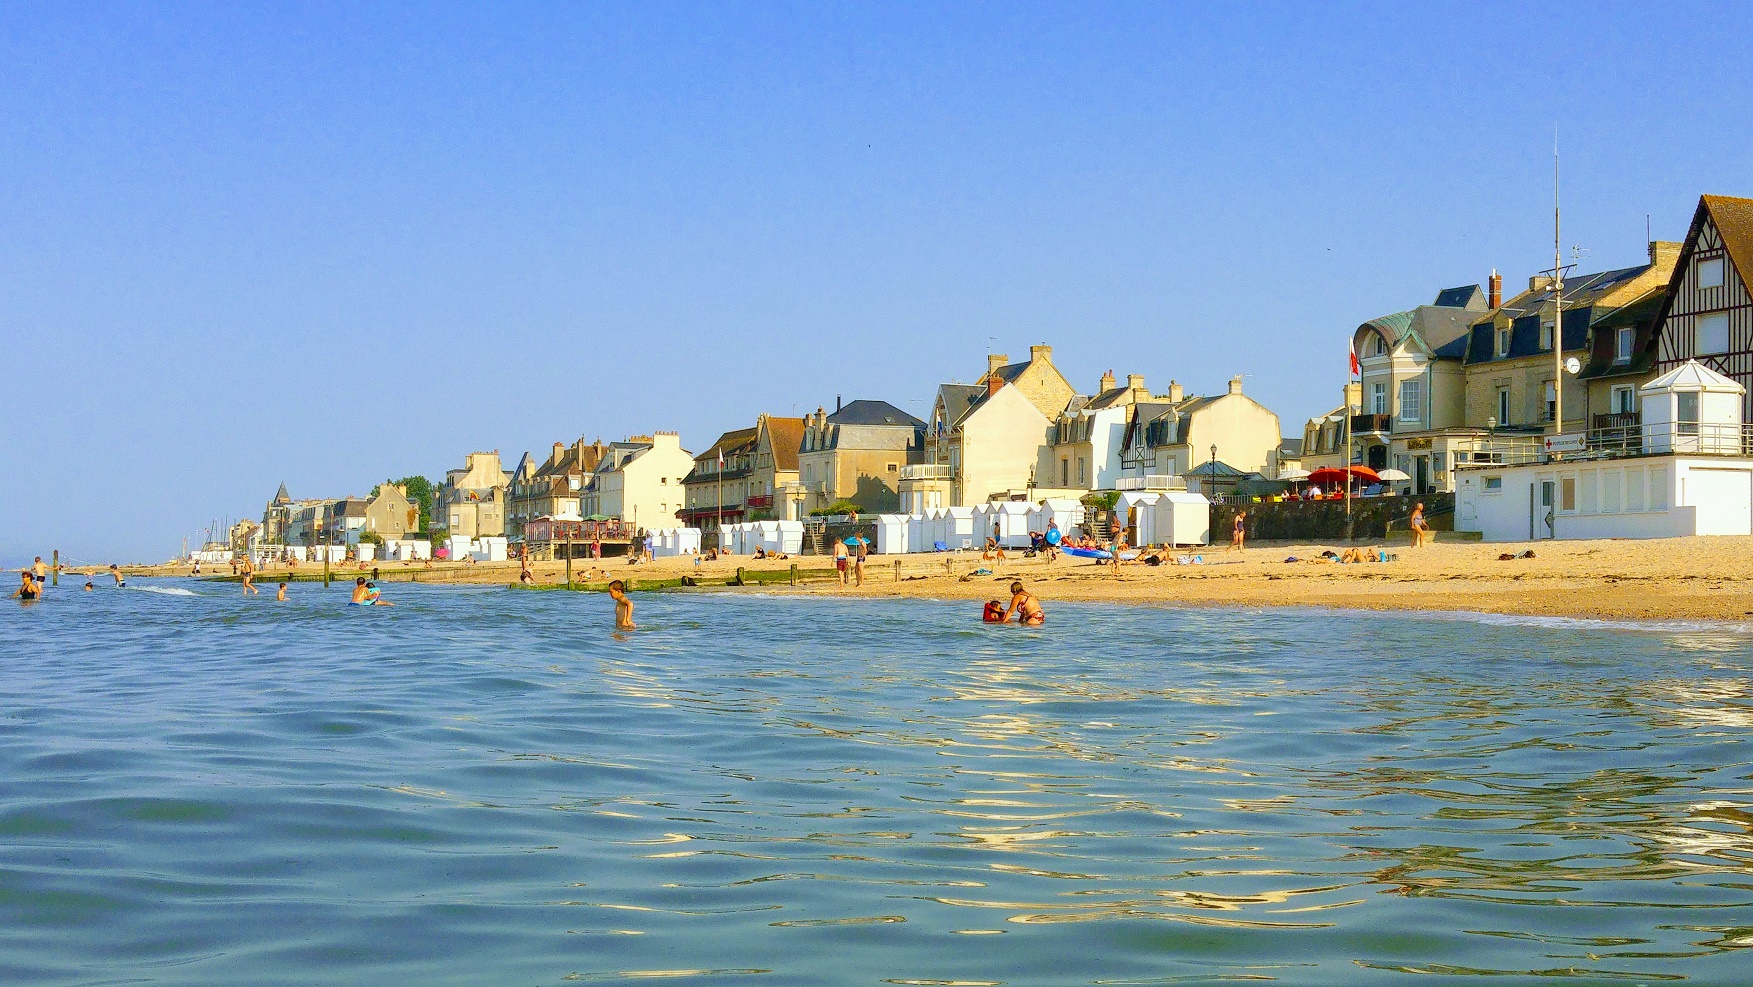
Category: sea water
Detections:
[{"x1": 3, "y1": 582, "x2": 1752, "y2": 985}]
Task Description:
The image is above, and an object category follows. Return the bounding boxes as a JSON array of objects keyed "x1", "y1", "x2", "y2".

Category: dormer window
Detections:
[
  {"x1": 1497, "y1": 329, "x2": 1510, "y2": 357},
  {"x1": 1371, "y1": 336, "x2": 1386, "y2": 357},
  {"x1": 1615, "y1": 326, "x2": 1633, "y2": 364},
  {"x1": 1540, "y1": 321, "x2": 1554, "y2": 349}
]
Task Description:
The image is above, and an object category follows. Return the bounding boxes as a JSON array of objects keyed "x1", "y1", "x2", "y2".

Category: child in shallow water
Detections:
[{"x1": 608, "y1": 580, "x2": 636, "y2": 631}]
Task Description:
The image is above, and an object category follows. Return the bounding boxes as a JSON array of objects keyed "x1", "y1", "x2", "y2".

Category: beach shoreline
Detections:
[{"x1": 106, "y1": 533, "x2": 1753, "y2": 624}]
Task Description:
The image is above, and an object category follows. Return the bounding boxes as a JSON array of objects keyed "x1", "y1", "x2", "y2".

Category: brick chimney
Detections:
[
  {"x1": 1099, "y1": 370, "x2": 1116, "y2": 392},
  {"x1": 987, "y1": 353, "x2": 1007, "y2": 377},
  {"x1": 1029, "y1": 344, "x2": 1053, "y2": 364},
  {"x1": 1228, "y1": 375, "x2": 1244, "y2": 396},
  {"x1": 1168, "y1": 380, "x2": 1184, "y2": 403},
  {"x1": 987, "y1": 374, "x2": 1004, "y2": 397},
  {"x1": 1649, "y1": 240, "x2": 1682, "y2": 268},
  {"x1": 1488, "y1": 269, "x2": 1502, "y2": 309}
]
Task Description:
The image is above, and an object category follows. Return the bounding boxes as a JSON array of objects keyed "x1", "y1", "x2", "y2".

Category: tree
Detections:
[{"x1": 389, "y1": 476, "x2": 436, "y2": 531}]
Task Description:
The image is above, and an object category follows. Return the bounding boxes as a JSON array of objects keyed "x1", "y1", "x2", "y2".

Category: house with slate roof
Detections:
[
  {"x1": 1652, "y1": 194, "x2": 1753, "y2": 421},
  {"x1": 798, "y1": 399, "x2": 925, "y2": 515},
  {"x1": 901, "y1": 345, "x2": 1078, "y2": 507},
  {"x1": 1347, "y1": 280, "x2": 1489, "y2": 492},
  {"x1": 1044, "y1": 371, "x2": 1161, "y2": 492},
  {"x1": 1118, "y1": 376, "x2": 1283, "y2": 491},
  {"x1": 507, "y1": 438, "x2": 610, "y2": 540}
]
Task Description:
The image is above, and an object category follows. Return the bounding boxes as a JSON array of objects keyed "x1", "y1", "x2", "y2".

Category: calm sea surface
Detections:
[{"x1": 3, "y1": 581, "x2": 1753, "y2": 985}]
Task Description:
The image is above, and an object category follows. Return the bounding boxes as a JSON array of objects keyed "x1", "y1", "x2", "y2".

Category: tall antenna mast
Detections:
[{"x1": 1552, "y1": 129, "x2": 1564, "y2": 438}]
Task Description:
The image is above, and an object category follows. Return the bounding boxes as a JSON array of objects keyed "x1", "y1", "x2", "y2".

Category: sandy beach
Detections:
[{"x1": 114, "y1": 533, "x2": 1753, "y2": 623}]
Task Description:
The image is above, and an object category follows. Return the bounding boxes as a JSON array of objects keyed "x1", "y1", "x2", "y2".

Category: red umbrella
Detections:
[
  {"x1": 1305, "y1": 467, "x2": 1351, "y2": 486},
  {"x1": 1346, "y1": 465, "x2": 1382, "y2": 483}
]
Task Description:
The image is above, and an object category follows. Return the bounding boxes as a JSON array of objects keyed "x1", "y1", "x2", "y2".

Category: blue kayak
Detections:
[{"x1": 1062, "y1": 546, "x2": 1112, "y2": 560}]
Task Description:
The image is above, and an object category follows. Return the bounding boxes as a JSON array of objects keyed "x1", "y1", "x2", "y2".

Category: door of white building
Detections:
[{"x1": 1533, "y1": 477, "x2": 1555, "y2": 539}]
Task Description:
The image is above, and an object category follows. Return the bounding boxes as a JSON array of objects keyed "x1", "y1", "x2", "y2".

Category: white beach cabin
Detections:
[
  {"x1": 944, "y1": 507, "x2": 977, "y2": 550},
  {"x1": 1118, "y1": 492, "x2": 1162, "y2": 545},
  {"x1": 1153, "y1": 491, "x2": 1213, "y2": 546},
  {"x1": 876, "y1": 515, "x2": 909, "y2": 555}
]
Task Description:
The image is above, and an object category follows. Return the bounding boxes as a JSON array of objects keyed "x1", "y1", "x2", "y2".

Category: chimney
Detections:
[
  {"x1": 987, "y1": 353, "x2": 1007, "y2": 377},
  {"x1": 1126, "y1": 373, "x2": 1145, "y2": 391},
  {"x1": 1029, "y1": 344, "x2": 1053, "y2": 364},
  {"x1": 987, "y1": 374, "x2": 1004, "y2": 397},
  {"x1": 836, "y1": 395, "x2": 842, "y2": 413},
  {"x1": 552, "y1": 441, "x2": 564, "y2": 462},
  {"x1": 1344, "y1": 381, "x2": 1362, "y2": 411},
  {"x1": 1488, "y1": 269, "x2": 1502, "y2": 309},
  {"x1": 1228, "y1": 375, "x2": 1244, "y2": 396},
  {"x1": 1099, "y1": 370, "x2": 1116, "y2": 392},
  {"x1": 1649, "y1": 239, "x2": 1681, "y2": 268},
  {"x1": 1168, "y1": 380, "x2": 1184, "y2": 403}
]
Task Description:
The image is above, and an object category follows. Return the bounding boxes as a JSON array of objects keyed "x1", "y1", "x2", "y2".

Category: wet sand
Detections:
[{"x1": 138, "y1": 533, "x2": 1753, "y2": 623}]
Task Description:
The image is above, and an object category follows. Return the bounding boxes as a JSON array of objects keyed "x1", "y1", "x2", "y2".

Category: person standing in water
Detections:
[
  {"x1": 608, "y1": 579, "x2": 636, "y2": 630},
  {"x1": 241, "y1": 555, "x2": 258, "y2": 595},
  {"x1": 15, "y1": 571, "x2": 41, "y2": 602},
  {"x1": 31, "y1": 557, "x2": 48, "y2": 595},
  {"x1": 109, "y1": 564, "x2": 125, "y2": 588},
  {"x1": 1001, "y1": 580, "x2": 1045, "y2": 626},
  {"x1": 275, "y1": 583, "x2": 287, "y2": 601}
]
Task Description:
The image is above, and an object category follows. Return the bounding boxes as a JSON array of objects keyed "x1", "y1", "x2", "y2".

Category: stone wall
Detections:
[{"x1": 1210, "y1": 494, "x2": 1454, "y2": 543}]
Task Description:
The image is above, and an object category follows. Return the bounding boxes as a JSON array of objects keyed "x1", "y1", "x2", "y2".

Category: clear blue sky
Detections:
[{"x1": 5, "y1": 2, "x2": 1751, "y2": 563}]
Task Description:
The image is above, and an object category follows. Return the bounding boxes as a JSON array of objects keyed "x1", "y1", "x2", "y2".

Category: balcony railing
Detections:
[
  {"x1": 745, "y1": 494, "x2": 773, "y2": 509},
  {"x1": 900, "y1": 464, "x2": 955, "y2": 482},
  {"x1": 1350, "y1": 414, "x2": 1393, "y2": 434},
  {"x1": 1458, "y1": 422, "x2": 1753, "y2": 467},
  {"x1": 1114, "y1": 474, "x2": 1187, "y2": 491}
]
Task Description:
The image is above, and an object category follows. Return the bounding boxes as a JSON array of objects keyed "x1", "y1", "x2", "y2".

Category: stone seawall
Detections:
[{"x1": 1210, "y1": 494, "x2": 1454, "y2": 543}]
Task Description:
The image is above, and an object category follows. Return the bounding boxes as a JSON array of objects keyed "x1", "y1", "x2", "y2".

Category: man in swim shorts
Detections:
[
  {"x1": 109, "y1": 564, "x2": 125, "y2": 588},
  {"x1": 350, "y1": 577, "x2": 371, "y2": 605},
  {"x1": 241, "y1": 555, "x2": 258, "y2": 595},
  {"x1": 834, "y1": 539, "x2": 849, "y2": 587},
  {"x1": 1002, "y1": 580, "x2": 1045, "y2": 626},
  {"x1": 275, "y1": 583, "x2": 287, "y2": 601}
]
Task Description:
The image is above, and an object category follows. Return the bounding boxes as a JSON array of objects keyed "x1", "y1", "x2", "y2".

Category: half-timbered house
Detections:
[{"x1": 1653, "y1": 194, "x2": 1753, "y2": 419}]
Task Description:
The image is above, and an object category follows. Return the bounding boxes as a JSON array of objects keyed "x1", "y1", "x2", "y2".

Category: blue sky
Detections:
[{"x1": 4, "y1": 2, "x2": 1751, "y2": 563}]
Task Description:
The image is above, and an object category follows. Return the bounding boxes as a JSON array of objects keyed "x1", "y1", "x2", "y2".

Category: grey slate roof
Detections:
[
  {"x1": 937, "y1": 384, "x2": 987, "y2": 428},
  {"x1": 1433, "y1": 284, "x2": 1485, "y2": 308},
  {"x1": 828, "y1": 399, "x2": 924, "y2": 428}
]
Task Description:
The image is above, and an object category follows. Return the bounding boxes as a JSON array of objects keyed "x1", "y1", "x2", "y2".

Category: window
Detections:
[
  {"x1": 1699, "y1": 257, "x2": 1725, "y2": 289},
  {"x1": 1699, "y1": 311, "x2": 1730, "y2": 355},
  {"x1": 1627, "y1": 468, "x2": 1646, "y2": 511},
  {"x1": 1678, "y1": 391, "x2": 1700, "y2": 435},
  {"x1": 1371, "y1": 382, "x2": 1387, "y2": 415},
  {"x1": 1496, "y1": 387, "x2": 1511, "y2": 426},
  {"x1": 660, "y1": 477, "x2": 668, "y2": 484},
  {"x1": 1372, "y1": 335, "x2": 1386, "y2": 356},
  {"x1": 1484, "y1": 476, "x2": 1503, "y2": 491},
  {"x1": 1540, "y1": 321, "x2": 1554, "y2": 349},
  {"x1": 1545, "y1": 381, "x2": 1557, "y2": 423},
  {"x1": 1580, "y1": 471, "x2": 1598, "y2": 514},
  {"x1": 1497, "y1": 329, "x2": 1511, "y2": 357},
  {"x1": 1650, "y1": 468, "x2": 1669, "y2": 510},
  {"x1": 886, "y1": 463, "x2": 898, "y2": 472},
  {"x1": 1615, "y1": 326, "x2": 1633, "y2": 363},
  {"x1": 1077, "y1": 458, "x2": 1087, "y2": 485},
  {"x1": 1060, "y1": 458, "x2": 1068, "y2": 486},
  {"x1": 1560, "y1": 477, "x2": 1576, "y2": 512},
  {"x1": 1602, "y1": 469, "x2": 1622, "y2": 514},
  {"x1": 1398, "y1": 379, "x2": 1423, "y2": 423},
  {"x1": 1612, "y1": 385, "x2": 1635, "y2": 414}
]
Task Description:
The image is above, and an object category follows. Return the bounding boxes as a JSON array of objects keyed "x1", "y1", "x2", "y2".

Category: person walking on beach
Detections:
[
  {"x1": 1409, "y1": 502, "x2": 1430, "y2": 548},
  {"x1": 608, "y1": 579, "x2": 636, "y2": 630},
  {"x1": 1002, "y1": 580, "x2": 1045, "y2": 626},
  {"x1": 834, "y1": 538, "x2": 850, "y2": 587},
  {"x1": 1230, "y1": 511, "x2": 1247, "y2": 552},
  {"x1": 853, "y1": 537, "x2": 868, "y2": 587}
]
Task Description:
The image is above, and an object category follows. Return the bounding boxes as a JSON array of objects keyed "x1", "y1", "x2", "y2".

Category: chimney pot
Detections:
[
  {"x1": 1488, "y1": 269, "x2": 1502, "y2": 309},
  {"x1": 987, "y1": 375, "x2": 1003, "y2": 397},
  {"x1": 1228, "y1": 375, "x2": 1244, "y2": 396},
  {"x1": 836, "y1": 395, "x2": 842, "y2": 413},
  {"x1": 1099, "y1": 370, "x2": 1116, "y2": 392}
]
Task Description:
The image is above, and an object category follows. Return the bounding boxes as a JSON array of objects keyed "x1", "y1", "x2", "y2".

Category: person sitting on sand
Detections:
[
  {"x1": 1340, "y1": 546, "x2": 1368, "y2": 564},
  {"x1": 1002, "y1": 580, "x2": 1045, "y2": 626},
  {"x1": 608, "y1": 579, "x2": 636, "y2": 630},
  {"x1": 983, "y1": 523, "x2": 1006, "y2": 561}
]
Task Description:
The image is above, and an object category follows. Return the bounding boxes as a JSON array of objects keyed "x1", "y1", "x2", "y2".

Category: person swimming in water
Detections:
[
  {"x1": 1001, "y1": 580, "x2": 1045, "y2": 626},
  {"x1": 350, "y1": 577, "x2": 371, "y2": 605},
  {"x1": 14, "y1": 571, "x2": 40, "y2": 602},
  {"x1": 608, "y1": 579, "x2": 636, "y2": 630},
  {"x1": 364, "y1": 581, "x2": 394, "y2": 606},
  {"x1": 275, "y1": 582, "x2": 287, "y2": 601}
]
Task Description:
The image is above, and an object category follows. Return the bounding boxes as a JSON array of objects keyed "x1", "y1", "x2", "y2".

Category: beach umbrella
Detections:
[
  {"x1": 1277, "y1": 467, "x2": 1311, "y2": 481},
  {"x1": 843, "y1": 536, "x2": 868, "y2": 546},
  {"x1": 1345, "y1": 465, "x2": 1382, "y2": 483},
  {"x1": 1376, "y1": 468, "x2": 1411, "y2": 481},
  {"x1": 1305, "y1": 467, "x2": 1351, "y2": 486}
]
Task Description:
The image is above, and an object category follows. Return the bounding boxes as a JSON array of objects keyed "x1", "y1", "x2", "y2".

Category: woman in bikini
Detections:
[{"x1": 1002, "y1": 580, "x2": 1045, "y2": 626}]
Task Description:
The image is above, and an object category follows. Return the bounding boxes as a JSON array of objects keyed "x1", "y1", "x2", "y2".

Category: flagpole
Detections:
[{"x1": 1346, "y1": 338, "x2": 1356, "y2": 537}]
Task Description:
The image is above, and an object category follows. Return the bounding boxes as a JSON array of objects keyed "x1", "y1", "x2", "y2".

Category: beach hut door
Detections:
[{"x1": 1535, "y1": 479, "x2": 1556, "y2": 539}]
